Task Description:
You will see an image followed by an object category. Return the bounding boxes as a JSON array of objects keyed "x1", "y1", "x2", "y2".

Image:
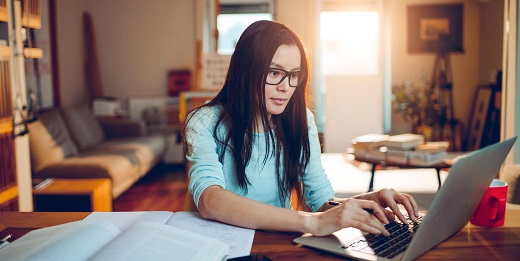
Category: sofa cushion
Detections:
[
  {"x1": 88, "y1": 134, "x2": 166, "y2": 177},
  {"x1": 34, "y1": 153, "x2": 141, "y2": 198},
  {"x1": 62, "y1": 103, "x2": 105, "y2": 150},
  {"x1": 28, "y1": 110, "x2": 79, "y2": 173}
]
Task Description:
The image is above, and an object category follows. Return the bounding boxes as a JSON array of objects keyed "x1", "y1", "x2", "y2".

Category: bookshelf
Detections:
[
  {"x1": 0, "y1": 46, "x2": 8, "y2": 58},
  {"x1": 0, "y1": 47, "x2": 17, "y2": 211},
  {"x1": 23, "y1": 46, "x2": 42, "y2": 58},
  {"x1": 0, "y1": 0, "x2": 40, "y2": 28},
  {"x1": 0, "y1": 46, "x2": 41, "y2": 61},
  {"x1": 0, "y1": 0, "x2": 41, "y2": 211},
  {"x1": 0, "y1": 0, "x2": 43, "y2": 57}
]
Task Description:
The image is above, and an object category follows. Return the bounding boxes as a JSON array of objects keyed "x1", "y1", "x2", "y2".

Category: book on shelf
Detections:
[
  {"x1": 385, "y1": 133, "x2": 424, "y2": 150},
  {"x1": 351, "y1": 134, "x2": 389, "y2": 151},
  {"x1": 0, "y1": 211, "x2": 255, "y2": 261}
]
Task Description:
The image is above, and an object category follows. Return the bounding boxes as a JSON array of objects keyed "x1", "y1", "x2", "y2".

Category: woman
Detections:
[{"x1": 184, "y1": 20, "x2": 418, "y2": 237}]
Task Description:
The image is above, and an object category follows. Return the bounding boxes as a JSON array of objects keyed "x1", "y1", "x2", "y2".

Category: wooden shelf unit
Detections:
[
  {"x1": 0, "y1": 0, "x2": 40, "y2": 29},
  {"x1": 0, "y1": 53, "x2": 17, "y2": 211},
  {"x1": 0, "y1": 0, "x2": 42, "y2": 211},
  {"x1": 0, "y1": 46, "x2": 9, "y2": 59},
  {"x1": 0, "y1": 0, "x2": 43, "y2": 59},
  {"x1": 23, "y1": 47, "x2": 42, "y2": 58},
  {"x1": 0, "y1": 1, "x2": 7, "y2": 23}
]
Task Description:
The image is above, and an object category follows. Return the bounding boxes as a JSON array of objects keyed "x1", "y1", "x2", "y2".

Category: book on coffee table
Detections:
[{"x1": 385, "y1": 133, "x2": 424, "y2": 150}]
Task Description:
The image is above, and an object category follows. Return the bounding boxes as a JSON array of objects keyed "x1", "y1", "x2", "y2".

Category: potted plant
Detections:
[{"x1": 392, "y1": 78, "x2": 444, "y2": 140}]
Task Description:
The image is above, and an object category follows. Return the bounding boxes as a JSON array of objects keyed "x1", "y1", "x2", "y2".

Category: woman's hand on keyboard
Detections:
[
  {"x1": 354, "y1": 188, "x2": 419, "y2": 224},
  {"x1": 312, "y1": 198, "x2": 391, "y2": 237}
]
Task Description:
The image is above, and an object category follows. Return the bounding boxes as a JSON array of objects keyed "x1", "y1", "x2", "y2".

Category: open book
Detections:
[{"x1": 0, "y1": 211, "x2": 255, "y2": 261}]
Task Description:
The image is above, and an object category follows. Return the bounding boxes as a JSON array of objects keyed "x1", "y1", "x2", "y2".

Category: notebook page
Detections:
[
  {"x1": 88, "y1": 222, "x2": 229, "y2": 261},
  {"x1": 166, "y1": 212, "x2": 255, "y2": 258},
  {"x1": 0, "y1": 220, "x2": 120, "y2": 261},
  {"x1": 84, "y1": 211, "x2": 174, "y2": 231}
]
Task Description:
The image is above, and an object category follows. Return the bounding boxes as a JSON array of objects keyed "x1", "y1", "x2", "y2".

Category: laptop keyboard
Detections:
[{"x1": 341, "y1": 215, "x2": 424, "y2": 259}]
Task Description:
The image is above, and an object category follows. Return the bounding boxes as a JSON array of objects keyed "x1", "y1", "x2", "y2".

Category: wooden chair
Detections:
[{"x1": 178, "y1": 91, "x2": 219, "y2": 122}]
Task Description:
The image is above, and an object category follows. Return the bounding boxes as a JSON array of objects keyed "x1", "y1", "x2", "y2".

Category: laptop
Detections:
[{"x1": 294, "y1": 137, "x2": 517, "y2": 261}]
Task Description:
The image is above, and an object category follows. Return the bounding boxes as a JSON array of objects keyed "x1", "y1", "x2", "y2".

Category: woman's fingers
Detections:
[
  {"x1": 363, "y1": 201, "x2": 389, "y2": 225},
  {"x1": 391, "y1": 192, "x2": 418, "y2": 221},
  {"x1": 377, "y1": 189, "x2": 419, "y2": 223},
  {"x1": 349, "y1": 201, "x2": 390, "y2": 236},
  {"x1": 351, "y1": 220, "x2": 387, "y2": 236},
  {"x1": 400, "y1": 193, "x2": 419, "y2": 219},
  {"x1": 323, "y1": 190, "x2": 422, "y2": 237},
  {"x1": 382, "y1": 208, "x2": 396, "y2": 222}
]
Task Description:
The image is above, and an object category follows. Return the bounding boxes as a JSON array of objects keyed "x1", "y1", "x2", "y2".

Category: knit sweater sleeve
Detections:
[
  {"x1": 302, "y1": 109, "x2": 335, "y2": 212},
  {"x1": 185, "y1": 106, "x2": 226, "y2": 209}
]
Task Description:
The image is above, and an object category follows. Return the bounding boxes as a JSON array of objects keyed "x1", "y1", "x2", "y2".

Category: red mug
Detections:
[{"x1": 470, "y1": 179, "x2": 508, "y2": 227}]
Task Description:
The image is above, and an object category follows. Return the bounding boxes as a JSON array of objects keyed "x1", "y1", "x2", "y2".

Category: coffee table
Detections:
[{"x1": 350, "y1": 154, "x2": 452, "y2": 192}]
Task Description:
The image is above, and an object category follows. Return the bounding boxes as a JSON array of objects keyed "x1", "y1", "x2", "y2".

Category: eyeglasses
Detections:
[{"x1": 265, "y1": 68, "x2": 306, "y2": 87}]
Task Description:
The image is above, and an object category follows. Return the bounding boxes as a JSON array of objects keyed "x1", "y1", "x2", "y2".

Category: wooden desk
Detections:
[{"x1": 1, "y1": 210, "x2": 519, "y2": 260}]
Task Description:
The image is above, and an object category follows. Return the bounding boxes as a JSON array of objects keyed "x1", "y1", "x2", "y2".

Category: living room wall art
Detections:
[
  {"x1": 467, "y1": 85, "x2": 492, "y2": 151},
  {"x1": 407, "y1": 3, "x2": 464, "y2": 53}
]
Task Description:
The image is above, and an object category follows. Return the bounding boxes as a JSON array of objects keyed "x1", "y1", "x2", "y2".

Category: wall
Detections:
[
  {"x1": 505, "y1": 0, "x2": 519, "y2": 164},
  {"x1": 479, "y1": 0, "x2": 504, "y2": 85},
  {"x1": 56, "y1": 0, "x2": 88, "y2": 107},
  {"x1": 275, "y1": 0, "x2": 322, "y2": 125},
  {"x1": 389, "y1": 0, "x2": 481, "y2": 140},
  {"x1": 277, "y1": 0, "x2": 486, "y2": 152},
  {"x1": 55, "y1": 0, "x2": 197, "y2": 106},
  {"x1": 277, "y1": 1, "x2": 387, "y2": 152},
  {"x1": 53, "y1": 0, "x2": 504, "y2": 152}
]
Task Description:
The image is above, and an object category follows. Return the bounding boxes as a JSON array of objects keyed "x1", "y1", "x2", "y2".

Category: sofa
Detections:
[{"x1": 28, "y1": 103, "x2": 167, "y2": 198}]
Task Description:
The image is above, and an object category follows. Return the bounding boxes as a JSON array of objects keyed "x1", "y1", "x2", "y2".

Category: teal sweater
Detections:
[{"x1": 185, "y1": 106, "x2": 334, "y2": 212}]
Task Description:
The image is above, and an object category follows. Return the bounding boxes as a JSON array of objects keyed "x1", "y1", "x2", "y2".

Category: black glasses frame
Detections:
[{"x1": 265, "y1": 68, "x2": 306, "y2": 87}]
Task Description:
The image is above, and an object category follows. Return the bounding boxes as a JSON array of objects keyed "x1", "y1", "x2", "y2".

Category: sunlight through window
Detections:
[
  {"x1": 217, "y1": 13, "x2": 272, "y2": 54},
  {"x1": 320, "y1": 11, "x2": 379, "y2": 75}
]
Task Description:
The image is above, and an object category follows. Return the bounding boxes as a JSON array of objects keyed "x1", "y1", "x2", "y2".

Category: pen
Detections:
[
  {"x1": 328, "y1": 200, "x2": 340, "y2": 206},
  {"x1": 328, "y1": 201, "x2": 374, "y2": 214},
  {"x1": 0, "y1": 234, "x2": 11, "y2": 243},
  {"x1": 0, "y1": 234, "x2": 11, "y2": 249}
]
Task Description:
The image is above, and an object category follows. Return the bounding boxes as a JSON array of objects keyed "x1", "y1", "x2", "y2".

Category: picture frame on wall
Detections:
[
  {"x1": 467, "y1": 85, "x2": 492, "y2": 151},
  {"x1": 407, "y1": 3, "x2": 464, "y2": 53}
]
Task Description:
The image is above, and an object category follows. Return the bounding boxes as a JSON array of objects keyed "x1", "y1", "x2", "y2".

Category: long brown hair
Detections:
[{"x1": 185, "y1": 20, "x2": 311, "y2": 208}]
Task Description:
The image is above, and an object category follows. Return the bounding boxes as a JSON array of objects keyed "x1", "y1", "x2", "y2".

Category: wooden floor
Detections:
[{"x1": 112, "y1": 163, "x2": 189, "y2": 212}]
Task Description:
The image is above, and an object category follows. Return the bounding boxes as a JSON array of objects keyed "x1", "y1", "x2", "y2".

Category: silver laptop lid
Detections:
[{"x1": 401, "y1": 136, "x2": 517, "y2": 261}]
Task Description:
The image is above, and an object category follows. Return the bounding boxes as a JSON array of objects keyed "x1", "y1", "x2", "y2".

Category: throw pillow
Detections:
[
  {"x1": 28, "y1": 109, "x2": 79, "y2": 173},
  {"x1": 62, "y1": 103, "x2": 105, "y2": 150}
]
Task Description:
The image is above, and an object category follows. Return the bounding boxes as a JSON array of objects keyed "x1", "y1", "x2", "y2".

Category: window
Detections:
[
  {"x1": 320, "y1": 11, "x2": 379, "y2": 75},
  {"x1": 217, "y1": 2, "x2": 273, "y2": 54},
  {"x1": 319, "y1": 1, "x2": 389, "y2": 152}
]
